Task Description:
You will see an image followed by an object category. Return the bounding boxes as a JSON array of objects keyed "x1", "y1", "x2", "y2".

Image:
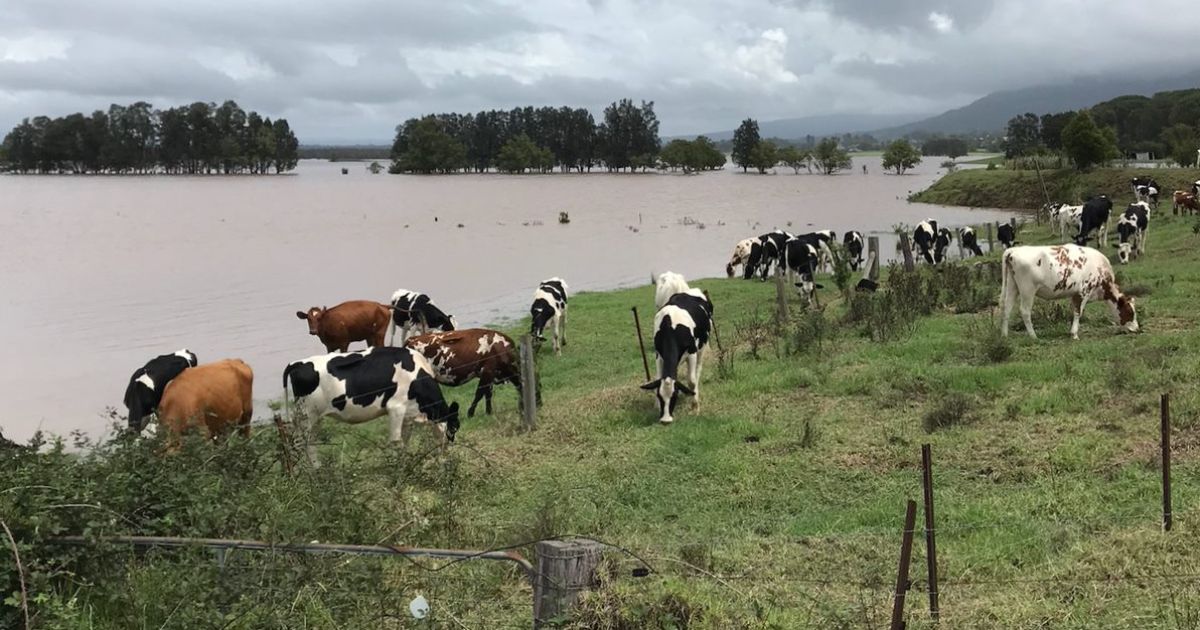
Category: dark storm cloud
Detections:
[{"x1": 787, "y1": 0, "x2": 995, "y2": 31}]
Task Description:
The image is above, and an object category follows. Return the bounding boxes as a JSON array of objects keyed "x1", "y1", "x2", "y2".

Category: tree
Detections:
[
  {"x1": 881, "y1": 139, "x2": 922, "y2": 174},
  {"x1": 920, "y1": 137, "x2": 969, "y2": 160},
  {"x1": 495, "y1": 134, "x2": 553, "y2": 173},
  {"x1": 692, "y1": 136, "x2": 726, "y2": 171},
  {"x1": 1061, "y1": 110, "x2": 1118, "y2": 170},
  {"x1": 596, "y1": 99, "x2": 659, "y2": 172},
  {"x1": 812, "y1": 138, "x2": 852, "y2": 175},
  {"x1": 1039, "y1": 112, "x2": 1076, "y2": 152},
  {"x1": 731, "y1": 118, "x2": 760, "y2": 172},
  {"x1": 777, "y1": 145, "x2": 811, "y2": 173},
  {"x1": 1004, "y1": 113, "x2": 1041, "y2": 158},
  {"x1": 747, "y1": 140, "x2": 779, "y2": 174},
  {"x1": 390, "y1": 117, "x2": 467, "y2": 174},
  {"x1": 1162, "y1": 123, "x2": 1199, "y2": 167}
]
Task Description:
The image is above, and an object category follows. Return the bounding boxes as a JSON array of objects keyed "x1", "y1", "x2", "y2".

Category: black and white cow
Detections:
[
  {"x1": 784, "y1": 238, "x2": 824, "y2": 304},
  {"x1": 843, "y1": 231, "x2": 865, "y2": 271},
  {"x1": 913, "y1": 220, "x2": 938, "y2": 264},
  {"x1": 641, "y1": 286, "x2": 712, "y2": 424},
  {"x1": 934, "y1": 228, "x2": 954, "y2": 262},
  {"x1": 1132, "y1": 176, "x2": 1160, "y2": 196},
  {"x1": 1192, "y1": 180, "x2": 1199, "y2": 197},
  {"x1": 1116, "y1": 203, "x2": 1149, "y2": 264},
  {"x1": 530, "y1": 278, "x2": 568, "y2": 354},
  {"x1": 959, "y1": 227, "x2": 984, "y2": 257},
  {"x1": 1135, "y1": 184, "x2": 1159, "y2": 207},
  {"x1": 746, "y1": 230, "x2": 794, "y2": 280},
  {"x1": 283, "y1": 346, "x2": 460, "y2": 465},
  {"x1": 388, "y1": 290, "x2": 457, "y2": 345},
  {"x1": 123, "y1": 349, "x2": 198, "y2": 431},
  {"x1": 1050, "y1": 204, "x2": 1083, "y2": 239},
  {"x1": 1074, "y1": 196, "x2": 1112, "y2": 247},
  {"x1": 997, "y1": 223, "x2": 1017, "y2": 249},
  {"x1": 808, "y1": 230, "x2": 837, "y2": 271}
]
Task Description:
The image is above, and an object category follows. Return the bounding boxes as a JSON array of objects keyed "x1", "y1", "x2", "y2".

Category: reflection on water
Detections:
[{"x1": 0, "y1": 157, "x2": 1013, "y2": 439}]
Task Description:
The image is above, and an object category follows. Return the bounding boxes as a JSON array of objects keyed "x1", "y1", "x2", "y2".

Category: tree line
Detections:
[
  {"x1": 731, "y1": 118, "x2": 858, "y2": 174},
  {"x1": 1003, "y1": 88, "x2": 1200, "y2": 168},
  {"x1": 0, "y1": 101, "x2": 300, "y2": 174}
]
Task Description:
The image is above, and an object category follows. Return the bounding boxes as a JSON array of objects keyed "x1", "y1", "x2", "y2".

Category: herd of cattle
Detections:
[{"x1": 121, "y1": 176, "x2": 1193, "y2": 442}]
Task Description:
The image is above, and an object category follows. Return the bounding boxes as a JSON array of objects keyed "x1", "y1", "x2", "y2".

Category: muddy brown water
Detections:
[{"x1": 0, "y1": 157, "x2": 1014, "y2": 440}]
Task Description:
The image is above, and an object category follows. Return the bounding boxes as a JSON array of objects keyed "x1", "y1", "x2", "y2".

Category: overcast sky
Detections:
[{"x1": 1, "y1": 0, "x2": 1196, "y2": 143}]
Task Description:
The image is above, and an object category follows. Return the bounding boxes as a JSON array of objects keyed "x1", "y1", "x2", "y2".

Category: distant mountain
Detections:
[
  {"x1": 691, "y1": 113, "x2": 930, "y2": 142},
  {"x1": 874, "y1": 70, "x2": 1200, "y2": 137}
]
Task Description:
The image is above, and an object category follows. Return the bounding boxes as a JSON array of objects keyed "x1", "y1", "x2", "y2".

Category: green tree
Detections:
[
  {"x1": 1162, "y1": 123, "x2": 1199, "y2": 167},
  {"x1": 731, "y1": 118, "x2": 760, "y2": 172},
  {"x1": 776, "y1": 145, "x2": 810, "y2": 173},
  {"x1": 1061, "y1": 110, "x2": 1118, "y2": 170},
  {"x1": 881, "y1": 139, "x2": 922, "y2": 174},
  {"x1": 812, "y1": 138, "x2": 852, "y2": 175},
  {"x1": 693, "y1": 136, "x2": 726, "y2": 170},
  {"x1": 921, "y1": 137, "x2": 968, "y2": 160},
  {"x1": 747, "y1": 140, "x2": 779, "y2": 174},
  {"x1": 1039, "y1": 112, "x2": 1076, "y2": 152},
  {"x1": 390, "y1": 117, "x2": 467, "y2": 174},
  {"x1": 1004, "y1": 113, "x2": 1041, "y2": 158}
]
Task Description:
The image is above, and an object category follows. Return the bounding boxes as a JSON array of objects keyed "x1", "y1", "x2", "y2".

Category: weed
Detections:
[
  {"x1": 923, "y1": 392, "x2": 976, "y2": 433},
  {"x1": 799, "y1": 419, "x2": 819, "y2": 449},
  {"x1": 788, "y1": 307, "x2": 829, "y2": 356},
  {"x1": 734, "y1": 308, "x2": 772, "y2": 360}
]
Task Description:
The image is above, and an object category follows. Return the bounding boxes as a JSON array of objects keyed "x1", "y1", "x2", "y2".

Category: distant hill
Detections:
[
  {"x1": 874, "y1": 70, "x2": 1200, "y2": 137},
  {"x1": 690, "y1": 113, "x2": 929, "y2": 142}
]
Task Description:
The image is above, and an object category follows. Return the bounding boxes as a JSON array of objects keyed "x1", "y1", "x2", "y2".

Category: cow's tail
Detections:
[
  {"x1": 281, "y1": 363, "x2": 296, "y2": 427},
  {"x1": 1000, "y1": 249, "x2": 1014, "y2": 309}
]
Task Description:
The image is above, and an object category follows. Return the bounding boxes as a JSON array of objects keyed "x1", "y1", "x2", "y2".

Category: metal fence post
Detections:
[
  {"x1": 1162, "y1": 393, "x2": 1172, "y2": 532},
  {"x1": 632, "y1": 307, "x2": 651, "y2": 382},
  {"x1": 890, "y1": 500, "x2": 917, "y2": 630},
  {"x1": 867, "y1": 236, "x2": 880, "y2": 282},
  {"x1": 534, "y1": 539, "x2": 604, "y2": 628},
  {"x1": 921, "y1": 445, "x2": 939, "y2": 621}
]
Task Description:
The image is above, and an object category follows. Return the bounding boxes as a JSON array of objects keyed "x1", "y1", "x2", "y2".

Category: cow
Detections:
[
  {"x1": 726, "y1": 238, "x2": 757, "y2": 278},
  {"x1": 959, "y1": 227, "x2": 984, "y2": 257},
  {"x1": 123, "y1": 349, "x2": 198, "y2": 431},
  {"x1": 1175, "y1": 190, "x2": 1200, "y2": 215},
  {"x1": 808, "y1": 230, "x2": 837, "y2": 271},
  {"x1": 1131, "y1": 176, "x2": 1160, "y2": 196},
  {"x1": 641, "y1": 282, "x2": 712, "y2": 424},
  {"x1": 388, "y1": 290, "x2": 456, "y2": 345},
  {"x1": 934, "y1": 228, "x2": 954, "y2": 262},
  {"x1": 843, "y1": 231, "x2": 865, "y2": 271},
  {"x1": 1135, "y1": 185, "x2": 1159, "y2": 208},
  {"x1": 1073, "y1": 196, "x2": 1112, "y2": 247},
  {"x1": 1000, "y1": 245, "x2": 1138, "y2": 340},
  {"x1": 784, "y1": 238, "x2": 823, "y2": 304},
  {"x1": 1116, "y1": 204, "x2": 1149, "y2": 264},
  {"x1": 913, "y1": 220, "x2": 938, "y2": 264},
  {"x1": 746, "y1": 230, "x2": 793, "y2": 280},
  {"x1": 297, "y1": 301, "x2": 391, "y2": 352},
  {"x1": 997, "y1": 223, "x2": 1017, "y2": 249},
  {"x1": 405, "y1": 329, "x2": 526, "y2": 418},
  {"x1": 656, "y1": 271, "x2": 692, "y2": 310},
  {"x1": 157, "y1": 359, "x2": 254, "y2": 443},
  {"x1": 282, "y1": 346, "x2": 460, "y2": 466},
  {"x1": 1192, "y1": 180, "x2": 1199, "y2": 197},
  {"x1": 1051, "y1": 204, "x2": 1083, "y2": 239},
  {"x1": 530, "y1": 278, "x2": 568, "y2": 355}
]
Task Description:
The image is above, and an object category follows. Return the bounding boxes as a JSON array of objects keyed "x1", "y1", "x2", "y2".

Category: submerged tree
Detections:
[
  {"x1": 882, "y1": 139, "x2": 922, "y2": 174},
  {"x1": 812, "y1": 138, "x2": 852, "y2": 175},
  {"x1": 731, "y1": 118, "x2": 761, "y2": 172}
]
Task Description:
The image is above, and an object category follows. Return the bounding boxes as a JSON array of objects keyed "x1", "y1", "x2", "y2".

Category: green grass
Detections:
[{"x1": 912, "y1": 166, "x2": 1200, "y2": 209}]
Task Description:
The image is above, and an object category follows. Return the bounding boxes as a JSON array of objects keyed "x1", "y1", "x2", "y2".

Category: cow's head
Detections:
[
  {"x1": 726, "y1": 262, "x2": 736, "y2": 278},
  {"x1": 1113, "y1": 295, "x2": 1139, "y2": 333},
  {"x1": 641, "y1": 377, "x2": 694, "y2": 424},
  {"x1": 439, "y1": 402, "x2": 461, "y2": 441},
  {"x1": 176, "y1": 349, "x2": 199, "y2": 367},
  {"x1": 442, "y1": 316, "x2": 458, "y2": 333},
  {"x1": 530, "y1": 303, "x2": 553, "y2": 340},
  {"x1": 296, "y1": 307, "x2": 327, "y2": 335},
  {"x1": 794, "y1": 278, "x2": 824, "y2": 304},
  {"x1": 1117, "y1": 242, "x2": 1133, "y2": 264}
]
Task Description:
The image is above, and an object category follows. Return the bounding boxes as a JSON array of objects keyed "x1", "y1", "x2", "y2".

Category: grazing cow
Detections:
[
  {"x1": 123, "y1": 349, "x2": 198, "y2": 431},
  {"x1": 388, "y1": 290, "x2": 456, "y2": 345},
  {"x1": 1131, "y1": 176, "x2": 1160, "y2": 195},
  {"x1": 934, "y1": 228, "x2": 954, "y2": 262},
  {"x1": 1192, "y1": 180, "x2": 1199, "y2": 197},
  {"x1": 405, "y1": 329, "x2": 525, "y2": 417},
  {"x1": 157, "y1": 359, "x2": 254, "y2": 442},
  {"x1": 748, "y1": 230, "x2": 794, "y2": 280},
  {"x1": 1000, "y1": 245, "x2": 1138, "y2": 340},
  {"x1": 843, "y1": 231, "x2": 865, "y2": 271},
  {"x1": 959, "y1": 227, "x2": 984, "y2": 257},
  {"x1": 1074, "y1": 196, "x2": 1112, "y2": 247},
  {"x1": 1175, "y1": 190, "x2": 1200, "y2": 214},
  {"x1": 1051, "y1": 204, "x2": 1083, "y2": 239},
  {"x1": 726, "y1": 238, "x2": 757, "y2": 278},
  {"x1": 283, "y1": 346, "x2": 460, "y2": 465},
  {"x1": 656, "y1": 271, "x2": 693, "y2": 310},
  {"x1": 1116, "y1": 204, "x2": 1149, "y2": 264},
  {"x1": 807, "y1": 230, "x2": 837, "y2": 271},
  {"x1": 530, "y1": 278, "x2": 568, "y2": 354},
  {"x1": 1135, "y1": 185, "x2": 1159, "y2": 207},
  {"x1": 913, "y1": 220, "x2": 938, "y2": 264},
  {"x1": 641, "y1": 288, "x2": 712, "y2": 424},
  {"x1": 297, "y1": 301, "x2": 391, "y2": 352},
  {"x1": 997, "y1": 223, "x2": 1018, "y2": 249},
  {"x1": 784, "y1": 238, "x2": 824, "y2": 304}
]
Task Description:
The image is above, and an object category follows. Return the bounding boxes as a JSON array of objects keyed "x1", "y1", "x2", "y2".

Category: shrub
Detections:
[
  {"x1": 788, "y1": 307, "x2": 829, "y2": 356},
  {"x1": 923, "y1": 393, "x2": 976, "y2": 433}
]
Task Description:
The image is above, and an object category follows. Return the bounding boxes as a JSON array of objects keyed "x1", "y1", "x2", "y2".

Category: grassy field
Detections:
[
  {"x1": 912, "y1": 166, "x2": 1200, "y2": 209},
  {"x1": 8, "y1": 210, "x2": 1200, "y2": 627}
]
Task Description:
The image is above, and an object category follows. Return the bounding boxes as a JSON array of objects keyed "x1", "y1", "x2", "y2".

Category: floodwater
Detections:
[{"x1": 0, "y1": 157, "x2": 1014, "y2": 440}]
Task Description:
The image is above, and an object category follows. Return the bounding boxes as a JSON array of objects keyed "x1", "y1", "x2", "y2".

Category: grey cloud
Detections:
[{"x1": 784, "y1": 0, "x2": 995, "y2": 31}]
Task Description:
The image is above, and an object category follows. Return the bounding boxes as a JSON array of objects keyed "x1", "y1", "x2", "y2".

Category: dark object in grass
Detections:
[
  {"x1": 742, "y1": 435, "x2": 760, "y2": 443},
  {"x1": 855, "y1": 278, "x2": 878, "y2": 292},
  {"x1": 923, "y1": 393, "x2": 975, "y2": 433}
]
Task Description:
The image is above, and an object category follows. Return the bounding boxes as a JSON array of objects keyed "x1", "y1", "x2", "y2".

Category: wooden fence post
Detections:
[
  {"x1": 534, "y1": 539, "x2": 604, "y2": 628},
  {"x1": 520, "y1": 335, "x2": 538, "y2": 431},
  {"x1": 1162, "y1": 393, "x2": 1172, "y2": 532},
  {"x1": 899, "y1": 232, "x2": 915, "y2": 271},
  {"x1": 985, "y1": 223, "x2": 994, "y2": 253},
  {"x1": 890, "y1": 500, "x2": 917, "y2": 630},
  {"x1": 921, "y1": 445, "x2": 939, "y2": 622},
  {"x1": 775, "y1": 272, "x2": 789, "y2": 324},
  {"x1": 867, "y1": 236, "x2": 880, "y2": 282},
  {"x1": 631, "y1": 307, "x2": 651, "y2": 382}
]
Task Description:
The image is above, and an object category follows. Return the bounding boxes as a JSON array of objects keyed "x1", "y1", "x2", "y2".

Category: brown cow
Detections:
[
  {"x1": 404, "y1": 328, "x2": 533, "y2": 417},
  {"x1": 1174, "y1": 190, "x2": 1200, "y2": 215},
  {"x1": 157, "y1": 359, "x2": 254, "y2": 442},
  {"x1": 296, "y1": 300, "x2": 391, "y2": 352}
]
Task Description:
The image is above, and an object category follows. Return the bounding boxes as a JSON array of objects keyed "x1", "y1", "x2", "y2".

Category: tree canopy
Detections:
[
  {"x1": 0, "y1": 101, "x2": 298, "y2": 174},
  {"x1": 881, "y1": 139, "x2": 922, "y2": 174},
  {"x1": 658, "y1": 136, "x2": 725, "y2": 173},
  {"x1": 747, "y1": 140, "x2": 780, "y2": 174},
  {"x1": 731, "y1": 119, "x2": 761, "y2": 172},
  {"x1": 1060, "y1": 110, "x2": 1119, "y2": 170},
  {"x1": 920, "y1": 137, "x2": 969, "y2": 160},
  {"x1": 812, "y1": 138, "x2": 853, "y2": 175}
]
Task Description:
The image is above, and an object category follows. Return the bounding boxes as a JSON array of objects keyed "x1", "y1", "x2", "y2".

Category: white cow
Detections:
[
  {"x1": 1000, "y1": 245, "x2": 1139, "y2": 340},
  {"x1": 1051, "y1": 204, "x2": 1083, "y2": 239},
  {"x1": 726, "y1": 238, "x2": 757, "y2": 278}
]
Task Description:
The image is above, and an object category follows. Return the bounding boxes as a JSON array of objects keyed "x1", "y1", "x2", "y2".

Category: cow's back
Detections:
[{"x1": 159, "y1": 359, "x2": 254, "y2": 437}]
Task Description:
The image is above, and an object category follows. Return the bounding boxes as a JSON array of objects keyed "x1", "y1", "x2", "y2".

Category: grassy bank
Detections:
[
  {"x1": 911, "y1": 167, "x2": 1200, "y2": 209},
  {"x1": 7, "y1": 216, "x2": 1200, "y2": 628}
]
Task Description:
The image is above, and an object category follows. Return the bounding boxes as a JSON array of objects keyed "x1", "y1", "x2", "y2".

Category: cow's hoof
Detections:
[{"x1": 659, "y1": 418, "x2": 673, "y2": 425}]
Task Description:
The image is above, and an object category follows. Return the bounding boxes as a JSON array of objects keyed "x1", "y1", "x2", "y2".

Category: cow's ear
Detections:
[
  {"x1": 640, "y1": 379, "x2": 661, "y2": 391},
  {"x1": 296, "y1": 311, "x2": 307, "y2": 320},
  {"x1": 676, "y1": 383, "x2": 696, "y2": 396},
  {"x1": 814, "y1": 283, "x2": 825, "y2": 289}
]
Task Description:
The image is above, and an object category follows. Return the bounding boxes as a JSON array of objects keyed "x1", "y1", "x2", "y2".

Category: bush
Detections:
[
  {"x1": 986, "y1": 161, "x2": 998, "y2": 171},
  {"x1": 923, "y1": 393, "x2": 976, "y2": 432},
  {"x1": 788, "y1": 308, "x2": 829, "y2": 356},
  {"x1": 968, "y1": 316, "x2": 1013, "y2": 364}
]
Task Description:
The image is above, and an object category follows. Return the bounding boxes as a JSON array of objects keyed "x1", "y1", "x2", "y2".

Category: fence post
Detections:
[
  {"x1": 921, "y1": 445, "x2": 939, "y2": 622},
  {"x1": 985, "y1": 223, "x2": 994, "y2": 253},
  {"x1": 520, "y1": 335, "x2": 538, "y2": 431},
  {"x1": 775, "y1": 272, "x2": 789, "y2": 324},
  {"x1": 534, "y1": 539, "x2": 604, "y2": 628},
  {"x1": 890, "y1": 500, "x2": 917, "y2": 630},
  {"x1": 899, "y1": 232, "x2": 915, "y2": 271},
  {"x1": 1162, "y1": 393, "x2": 1172, "y2": 532},
  {"x1": 1009, "y1": 217, "x2": 1018, "y2": 234},
  {"x1": 867, "y1": 236, "x2": 880, "y2": 282},
  {"x1": 631, "y1": 307, "x2": 651, "y2": 382}
]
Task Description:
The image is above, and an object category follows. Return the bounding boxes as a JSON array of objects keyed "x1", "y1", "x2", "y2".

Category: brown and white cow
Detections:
[
  {"x1": 1001, "y1": 245, "x2": 1138, "y2": 340},
  {"x1": 404, "y1": 328, "x2": 530, "y2": 417},
  {"x1": 296, "y1": 300, "x2": 391, "y2": 352},
  {"x1": 1174, "y1": 190, "x2": 1200, "y2": 215},
  {"x1": 157, "y1": 359, "x2": 254, "y2": 443},
  {"x1": 726, "y1": 238, "x2": 757, "y2": 278}
]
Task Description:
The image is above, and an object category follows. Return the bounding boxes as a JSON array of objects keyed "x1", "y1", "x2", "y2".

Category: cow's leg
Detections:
[
  {"x1": 298, "y1": 410, "x2": 321, "y2": 468},
  {"x1": 1018, "y1": 290, "x2": 1037, "y2": 339},
  {"x1": 387, "y1": 320, "x2": 397, "y2": 346},
  {"x1": 1140, "y1": 227, "x2": 1148, "y2": 255},
  {"x1": 484, "y1": 381, "x2": 495, "y2": 415},
  {"x1": 387, "y1": 403, "x2": 406, "y2": 445},
  {"x1": 560, "y1": 306, "x2": 568, "y2": 347},
  {"x1": 1001, "y1": 282, "x2": 1015, "y2": 337},
  {"x1": 1070, "y1": 294, "x2": 1086, "y2": 340},
  {"x1": 553, "y1": 314, "x2": 563, "y2": 356},
  {"x1": 468, "y1": 382, "x2": 486, "y2": 417},
  {"x1": 691, "y1": 347, "x2": 705, "y2": 406}
]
